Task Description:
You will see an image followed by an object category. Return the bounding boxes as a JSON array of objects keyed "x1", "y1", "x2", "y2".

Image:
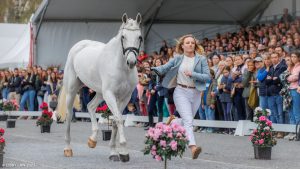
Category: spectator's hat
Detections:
[{"x1": 254, "y1": 57, "x2": 263, "y2": 62}]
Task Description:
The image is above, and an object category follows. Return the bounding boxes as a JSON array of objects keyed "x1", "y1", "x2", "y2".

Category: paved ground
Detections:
[{"x1": 1, "y1": 120, "x2": 300, "y2": 169}]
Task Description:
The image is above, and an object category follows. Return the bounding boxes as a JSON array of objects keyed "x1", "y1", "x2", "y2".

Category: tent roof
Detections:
[{"x1": 33, "y1": 0, "x2": 273, "y2": 26}]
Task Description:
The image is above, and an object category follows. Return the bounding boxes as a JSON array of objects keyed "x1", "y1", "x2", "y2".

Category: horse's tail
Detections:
[{"x1": 56, "y1": 86, "x2": 67, "y2": 122}]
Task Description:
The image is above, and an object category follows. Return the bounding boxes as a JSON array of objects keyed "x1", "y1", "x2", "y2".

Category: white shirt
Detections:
[{"x1": 177, "y1": 55, "x2": 195, "y2": 87}]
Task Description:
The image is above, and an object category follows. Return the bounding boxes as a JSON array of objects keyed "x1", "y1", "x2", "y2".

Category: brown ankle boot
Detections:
[
  {"x1": 166, "y1": 115, "x2": 176, "y2": 125},
  {"x1": 191, "y1": 146, "x2": 202, "y2": 159}
]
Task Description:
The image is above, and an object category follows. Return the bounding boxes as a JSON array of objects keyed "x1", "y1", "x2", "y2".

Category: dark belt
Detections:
[{"x1": 178, "y1": 83, "x2": 196, "y2": 89}]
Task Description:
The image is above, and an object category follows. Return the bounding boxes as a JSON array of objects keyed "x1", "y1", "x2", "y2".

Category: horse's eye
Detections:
[{"x1": 121, "y1": 35, "x2": 125, "y2": 39}]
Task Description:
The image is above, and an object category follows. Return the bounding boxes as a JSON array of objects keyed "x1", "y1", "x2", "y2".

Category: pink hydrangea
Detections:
[
  {"x1": 167, "y1": 133, "x2": 173, "y2": 138},
  {"x1": 258, "y1": 139, "x2": 264, "y2": 145},
  {"x1": 176, "y1": 132, "x2": 182, "y2": 138},
  {"x1": 170, "y1": 140, "x2": 178, "y2": 151},
  {"x1": 155, "y1": 155, "x2": 162, "y2": 161},
  {"x1": 151, "y1": 150, "x2": 157, "y2": 156},
  {"x1": 259, "y1": 116, "x2": 266, "y2": 121},
  {"x1": 151, "y1": 145, "x2": 156, "y2": 151},
  {"x1": 266, "y1": 120, "x2": 272, "y2": 126},
  {"x1": 160, "y1": 140, "x2": 166, "y2": 147},
  {"x1": 163, "y1": 125, "x2": 172, "y2": 133}
]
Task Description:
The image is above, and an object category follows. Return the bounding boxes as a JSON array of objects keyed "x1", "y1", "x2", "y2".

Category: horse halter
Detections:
[{"x1": 120, "y1": 29, "x2": 143, "y2": 57}]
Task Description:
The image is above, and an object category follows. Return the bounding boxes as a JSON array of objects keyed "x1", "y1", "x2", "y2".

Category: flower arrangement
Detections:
[
  {"x1": 249, "y1": 107, "x2": 276, "y2": 147},
  {"x1": 0, "y1": 99, "x2": 19, "y2": 112},
  {"x1": 144, "y1": 122, "x2": 188, "y2": 169},
  {"x1": 96, "y1": 103, "x2": 112, "y2": 130},
  {"x1": 36, "y1": 102, "x2": 53, "y2": 126},
  {"x1": 0, "y1": 128, "x2": 5, "y2": 151}
]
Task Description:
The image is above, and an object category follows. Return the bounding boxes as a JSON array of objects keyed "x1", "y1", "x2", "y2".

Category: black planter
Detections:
[
  {"x1": 102, "y1": 130, "x2": 112, "y2": 141},
  {"x1": 40, "y1": 125, "x2": 51, "y2": 133},
  {"x1": 0, "y1": 152, "x2": 3, "y2": 168},
  {"x1": 6, "y1": 120, "x2": 16, "y2": 128},
  {"x1": 7, "y1": 116, "x2": 17, "y2": 120},
  {"x1": 0, "y1": 115, "x2": 8, "y2": 121},
  {"x1": 254, "y1": 146, "x2": 272, "y2": 160}
]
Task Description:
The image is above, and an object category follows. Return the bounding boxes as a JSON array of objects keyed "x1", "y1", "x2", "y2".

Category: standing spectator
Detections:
[
  {"x1": 151, "y1": 34, "x2": 210, "y2": 159},
  {"x1": 159, "y1": 40, "x2": 168, "y2": 56},
  {"x1": 19, "y1": 68, "x2": 36, "y2": 112},
  {"x1": 8, "y1": 68, "x2": 22, "y2": 104},
  {"x1": 266, "y1": 52, "x2": 287, "y2": 138},
  {"x1": 287, "y1": 51, "x2": 300, "y2": 125},
  {"x1": 256, "y1": 55, "x2": 270, "y2": 109},
  {"x1": 280, "y1": 8, "x2": 293, "y2": 23}
]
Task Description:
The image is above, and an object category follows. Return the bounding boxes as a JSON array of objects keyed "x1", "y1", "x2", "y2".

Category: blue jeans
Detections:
[
  {"x1": 37, "y1": 96, "x2": 43, "y2": 111},
  {"x1": 267, "y1": 95, "x2": 283, "y2": 124},
  {"x1": 205, "y1": 105, "x2": 215, "y2": 120},
  {"x1": 198, "y1": 105, "x2": 206, "y2": 120},
  {"x1": 289, "y1": 89, "x2": 300, "y2": 124},
  {"x1": 20, "y1": 90, "x2": 36, "y2": 111},
  {"x1": 259, "y1": 96, "x2": 268, "y2": 109},
  {"x1": 221, "y1": 102, "x2": 232, "y2": 121},
  {"x1": 1, "y1": 88, "x2": 9, "y2": 100}
]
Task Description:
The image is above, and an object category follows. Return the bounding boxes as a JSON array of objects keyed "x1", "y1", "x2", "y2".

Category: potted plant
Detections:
[
  {"x1": 1, "y1": 99, "x2": 19, "y2": 128},
  {"x1": 144, "y1": 122, "x2": 189, "y2": 169},
  {"x1": 36, "y1": 102, "x2": 53, "y2": 133},
  {"x1": 0, "y1": 128, "x2": 5, "y2": 167},
  {"x1": 96, "y1": 103, "x2": 112, "y2": 141},
  {"x1": 249, "y1": 107, "x2": 276, "y2": 160}
]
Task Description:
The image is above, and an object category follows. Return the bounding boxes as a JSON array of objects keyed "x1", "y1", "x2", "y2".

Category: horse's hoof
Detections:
[
  {"x1": 88, "y1": 138, "x2": 97, "y2": 148},
  {"x1": 109, "y1": 155, "x2": 120, "y2": 162},
  {"x1": 64, "y1": 149, "x2": 73, "y2": 157},
  {"x1": 119, "y1": 154, "x2": 130, "y2": 162}
]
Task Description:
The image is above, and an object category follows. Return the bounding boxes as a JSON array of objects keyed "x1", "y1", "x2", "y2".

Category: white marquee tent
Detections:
[
  {"x1": 32, "y1": 0, "x2": 300, "y2": 67},
  {"x1": 0, "y1": 23, "x2": 31, "y2": 69}
]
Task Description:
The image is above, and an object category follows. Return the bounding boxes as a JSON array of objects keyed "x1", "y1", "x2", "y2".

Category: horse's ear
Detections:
[
  {"x1": 122, "y1": 13, "x2": 128, "y2": 24},
  {"x1": 136, "y1": 13, "x2": 142, "y2": 25}
]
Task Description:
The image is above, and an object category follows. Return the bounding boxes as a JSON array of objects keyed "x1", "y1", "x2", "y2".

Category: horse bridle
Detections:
[{"x1": 121, "y1": 29, "x2": 143, "y2": 57}]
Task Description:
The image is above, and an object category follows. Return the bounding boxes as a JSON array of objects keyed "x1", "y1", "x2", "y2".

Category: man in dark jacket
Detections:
[
  {"x1": 8, "y1": 68, "x2": 22, "y2": 104},
  {"x1": 266, "y1": 53, "x2": 287, "y2": 126}
]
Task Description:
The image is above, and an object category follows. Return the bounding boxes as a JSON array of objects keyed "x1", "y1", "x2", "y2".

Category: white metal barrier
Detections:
[{"x1": 1, "y1": 111, "x2": 296, "y2": 136}]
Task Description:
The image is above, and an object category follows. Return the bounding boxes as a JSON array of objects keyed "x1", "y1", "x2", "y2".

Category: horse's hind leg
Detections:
[
  {"x1": 64, "y1": 78, "x2": 81, "y2": 157},
  {"x1": 87, "y1": 93, "x2": 103, "y2": 148}
]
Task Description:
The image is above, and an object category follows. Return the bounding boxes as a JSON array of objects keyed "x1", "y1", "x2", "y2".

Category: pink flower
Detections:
[
  {"x1": 261, "y1": 132, "x2": 265, "y2": 136},
  {"x1": 171, "y1": 123, "x2": 180, "y2": 132},
  {"x1": 259, "y1": 116, "x2": 266, "y2": 121},
  {"x1": 160, "y1": 140, "x2": 166, "y2": 147},
  {"x1": 167, "y1": 133, "x2": 173, "y2": 138},
  {"x1": 176, "y1": 132, "x2": 182, "y2": 138},
  {"x1": 151, "y1": 145, "x2": 156, "y2": 151},
  {"x1": 155, "y1": 155, "x2": 162, "y2": 161},
  {"x1": 155, "y1": 122, "x2": 164, "y2": 129},
  {"x1": 151, "y1": 150, "x2": 157, "y2": 156},
  {"x1": 266, "y1": 120, "x2": 272, "y2": 126},
  {"x1": 170, "y1": 140, "x2": 177, "y2": 151},
  {"x1": 249, "y1": 136, "x2": 253, "y2": 141},
  {"x1": 255, "y1": 141, "x2": 258, "y2": 144},
  {"x1": 153, "y1": 129, "x2": 162, "y2": 141},
  {"x1": 258, "y1": 139, "x2": 264, "y2": 145},
  {"x1": 163, "y1": 125, "x2": 172, "y2": 133},
  {"x1": 253, "y1": 129, "x2": 257, "y2": 133}
]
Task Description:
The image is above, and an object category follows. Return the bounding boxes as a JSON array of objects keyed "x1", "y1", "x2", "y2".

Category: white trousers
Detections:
[{"x1": 173, "y1": 86, "x2": 201, "y2": 146}]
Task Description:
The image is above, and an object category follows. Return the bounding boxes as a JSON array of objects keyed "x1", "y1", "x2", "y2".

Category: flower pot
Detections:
[
  {"x1": 40, "y1": 125, "x2": 51, "y2": 133},
  {"x1": 0, "y1": 115, "x2": 8, "y2": 121},
  {"x1": 102, "y1": 130, "x2": 112, "y2": 141},
  {"x1": 254, "y1": 146, "x2": 272, "y2": 160},
  {"x1": 6, "y1": 120, "x2": 16, "y2": 128},
  {"x1": 0, "y1": 151, "x2": 4, "y2": 168}
]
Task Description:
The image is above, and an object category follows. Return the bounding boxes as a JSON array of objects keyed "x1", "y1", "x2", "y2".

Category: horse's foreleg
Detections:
[
  {"x1": 103, "y1": 91, "x2": 129, "y2": 162},
  {"x1": 87, "y1": 93, "x2": 103, "y2": 148},
  {"x1": 109, "y1": 121, "x2": 119, "y2": 161}
]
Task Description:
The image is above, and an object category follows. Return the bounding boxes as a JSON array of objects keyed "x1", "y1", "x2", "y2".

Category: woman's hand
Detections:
[{"x1": 184, "y1": 70, "x2": 192, "y2": 77}]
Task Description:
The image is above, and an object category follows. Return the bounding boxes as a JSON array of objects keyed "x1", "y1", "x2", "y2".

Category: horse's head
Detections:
[{"x1": 120, "y1": 13, "x2": 143, "y2": 69}]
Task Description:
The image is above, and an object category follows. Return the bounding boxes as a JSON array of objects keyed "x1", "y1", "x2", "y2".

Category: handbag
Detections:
[{"x1": 248, "y1": 84, "x2": 259, "y2": 109}]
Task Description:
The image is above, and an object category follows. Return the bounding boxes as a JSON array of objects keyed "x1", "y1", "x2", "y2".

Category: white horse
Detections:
[{"x1": 56, "y1": 13, "x2": 142, "y2": 162}]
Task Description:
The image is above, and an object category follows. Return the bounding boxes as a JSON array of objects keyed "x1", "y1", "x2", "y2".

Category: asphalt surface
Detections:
[{"x1": 1, "y1": 120, "x2": 300, "y2": 169}]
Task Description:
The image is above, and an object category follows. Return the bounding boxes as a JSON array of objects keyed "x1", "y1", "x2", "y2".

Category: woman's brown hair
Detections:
[{"x1": 175, "y1": 34, "x2": 205, "y2": 55}]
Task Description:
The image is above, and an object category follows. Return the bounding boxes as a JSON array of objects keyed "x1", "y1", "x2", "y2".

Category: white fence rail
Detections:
[{"x1": 0, "y1": 111, "x2": 296, "y2": 136}]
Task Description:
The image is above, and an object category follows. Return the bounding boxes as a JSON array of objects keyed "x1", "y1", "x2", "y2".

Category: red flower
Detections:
[
  {"x1": 40, "y1": 102, "x2": 48, "y2": 109},
  {"x1": 0, "y1": 128, "x2": 4, "y2": 135},
  {"x1": 0, "y1": 137, "x2": 5, "y2": 143}
]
